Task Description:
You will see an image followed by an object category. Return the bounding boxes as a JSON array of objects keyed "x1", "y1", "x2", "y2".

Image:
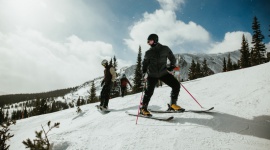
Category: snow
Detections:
[{"x1": 8, "y1": 62, "x2": 270, "y2": 150}]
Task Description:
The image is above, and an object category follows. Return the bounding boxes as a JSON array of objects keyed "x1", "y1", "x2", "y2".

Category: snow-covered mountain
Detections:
[
  {"x1": 1, "y1": 51, "x2": 241, "y2": 112},
  {"x1": 61, "y1": 50, "x2": 240, "y2": 101},
  {"x1": 8, "y1": 62, "x2": 270, "y2": 150},
  {"x1": 120, "y1": 50, "x2": 240, "y2": 81},
  {"x1": 175, "y1": 50, "x2": 240, "y2": 80}
]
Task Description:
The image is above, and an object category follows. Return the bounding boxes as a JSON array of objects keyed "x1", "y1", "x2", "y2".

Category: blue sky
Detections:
[
  {"x1": 0, "y1": 0, "x2": 269, "y2": 94},
  {"x1": 178, "y1": 0, "x2": 270, "y2": 41}
]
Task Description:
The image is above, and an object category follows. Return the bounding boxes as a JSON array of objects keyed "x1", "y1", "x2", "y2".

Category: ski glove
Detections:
[{"x1": 167, "y1": 65, "x2": 176, "y2": 71}]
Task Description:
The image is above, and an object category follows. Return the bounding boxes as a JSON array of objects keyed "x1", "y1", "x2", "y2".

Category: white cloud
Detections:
[
  {"x1": 124, "y1": 0, "x2": 257, "y2": 55},
  {"x1": 0, "y1": 29, "x2": 129, "y2": 94},
  {"x1": 124, "y1": 9, "x2": 210, "y2": 54},
  {"x1": 207, "y1": 31, "x2": 252, "y2": 53},
  {"x1": 0, "y1": 0, "x2": 117, "y2": 42}
]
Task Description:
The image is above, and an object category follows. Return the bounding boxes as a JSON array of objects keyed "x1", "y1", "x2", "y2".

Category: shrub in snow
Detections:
[
  {"x1": 22, "y1": 121, "x2": 60, "y2": 150},
  {"x1": 0, "y1": 120, "x2": 16, "y2": 150}
]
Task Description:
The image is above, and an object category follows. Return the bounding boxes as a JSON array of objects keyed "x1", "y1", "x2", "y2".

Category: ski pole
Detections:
[
  {"x1": 136, "y1": 81, "x2": 146, "y2": 125},
  {"x1": 180, "y1": 83, "x2": 203, "y2": 108}
]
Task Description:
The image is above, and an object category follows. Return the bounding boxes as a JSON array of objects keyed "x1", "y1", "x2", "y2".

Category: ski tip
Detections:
[
  {"x1": 202, "y1": 107, "x2": 214, "y2": 110},
  {"x1": 164, "y1": 116, "x2": 174, "y2": 121}
]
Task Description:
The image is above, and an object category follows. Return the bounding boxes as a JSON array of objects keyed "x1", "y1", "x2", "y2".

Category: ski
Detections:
[
  {"x1": 126, "y1": 111, "x2": 174, "y2": 121},
  {"x1": 186, "y1": 107, "x2": 214, "y2": 113},
  {"x1": 149, "y1": 107, "x2": 214, "y2": 113},
  {"x1": 96, "y1": 105, "x2": 111, "y2": 114}
]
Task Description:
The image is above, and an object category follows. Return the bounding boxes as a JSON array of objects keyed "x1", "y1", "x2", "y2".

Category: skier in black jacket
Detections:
[
  {"x1": 100, "y1": 59, "x2": 117, "y2": 110},
  {"x1": 140, "y1": 34, "x2": 185, "y2": 116}
]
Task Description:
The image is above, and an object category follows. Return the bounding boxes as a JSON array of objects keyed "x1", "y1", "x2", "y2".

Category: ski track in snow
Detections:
[{"x1": 8, "y1": 63, "x2": 270, "y2": 150}]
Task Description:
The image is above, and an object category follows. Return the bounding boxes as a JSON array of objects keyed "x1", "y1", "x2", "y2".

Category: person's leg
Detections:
[
  {"x1": 142, "y1": 77, "x2": 158, "y2": 108},
  {"x1": 100, "y1": 86, "x2": 106, "y2": 106},
  {"x1": 160, "y1": 73, "x2": 180, "y2": 105},
  {"x1": 160, "y1": 73, "x2": 184, "y2": 111},
  {"x1": 103, "y1": 83, "x2": 112, "y2": 108},
  {"x1": 122, "y1": 86, "x2": 127, "y2": 97},
  {"x1": 121, "y1": 86, "x2": 124, "y2": 97}
]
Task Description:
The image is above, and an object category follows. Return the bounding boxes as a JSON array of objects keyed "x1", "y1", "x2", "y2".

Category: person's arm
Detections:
[
  {"x1": 110, "y1": 67, "x2": 116, "y2": 82},
  {"x1": 167, "y1": 46, "x2": 176, "y2": 66},
  {"x1": 142, "y1": 51, "x2": 150, "y2": 74}
]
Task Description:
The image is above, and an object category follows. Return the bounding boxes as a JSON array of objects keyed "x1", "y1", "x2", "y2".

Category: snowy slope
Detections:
[{"x1": 8, "y1": 63, "x2": 270, "y2": 150}]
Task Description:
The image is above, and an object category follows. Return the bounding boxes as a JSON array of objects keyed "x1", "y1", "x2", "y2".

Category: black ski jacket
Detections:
[
  {"x1": 142, "y1": 43, "x2": 176, "y2": 78},
  {"x1": 101, "y1": 64, "x2": 116, "y2": 86}
]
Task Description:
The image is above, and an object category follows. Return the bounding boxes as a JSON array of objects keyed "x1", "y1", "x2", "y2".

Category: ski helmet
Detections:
[
  {"x1": 147, "y1": 34, "x2": 158, "y2": 43},
  {"x1": 101, "y1": 59, "x2": 108, "y2": 66}
]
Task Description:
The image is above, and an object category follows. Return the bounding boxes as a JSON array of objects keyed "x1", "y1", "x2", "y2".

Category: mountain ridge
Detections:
[{"x1": 0, "y1": 50, "x2": 241, "y2": 105}]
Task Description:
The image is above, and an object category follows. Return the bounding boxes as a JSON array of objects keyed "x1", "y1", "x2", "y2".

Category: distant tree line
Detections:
[
  {"x1": 0, "y1": 87, "x2": 78, "y2": 107},
  {"x1": 0, "y1": 98, "x2": 69, "y2": 124},
  {"x1": 224, "y1": 16, "x2": 268, "y2": 72},
  {"x1": 188, "y1": 58, "x2": 214, "y2": 80},
  {"x1": 0, "y1": 79, "x2": 100, "y2": 124},
  {"x1": 239, "y1": 16, "x2": 268, "y2": 68},
  {"x1": 222, "y1": 53, "x2": 240, "y2": 72},
  {"x1": 187, "y1": 16, "x2": 269, "y2": 80}
]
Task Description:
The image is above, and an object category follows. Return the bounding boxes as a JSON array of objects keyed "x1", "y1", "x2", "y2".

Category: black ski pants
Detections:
[
  {"x1": 142, "y1": 73, "x2": 180, "y2": 107},
  {"x1": 100, "y1": 82, "x2": 112, "y2": 107},
  {"x1": 121, "y1": 86, "x2": 127, "y2": 97}
]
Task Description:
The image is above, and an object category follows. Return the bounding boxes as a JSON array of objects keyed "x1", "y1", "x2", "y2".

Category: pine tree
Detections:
[
  {"x1": 11, "y1": 111, "x2": 16, "y2": 120},
  {"x1": 40, "y1": 99, "x2": 47, "y2": 115},
  {"x1": 23, "y1": 106, "x2": 28, "y2": 119},
  {"x1": 0, "y1": 108, "x2": 4, "y2": 124},
  {"x1": 76, "y1": 97, "x2": 81, "y2": 107},
  {"x1": 195, "y1": 62, "x2": 202, "y2": 78},
  {"x1": 89, "y1": 81, "x2": 97, "y2": 103},
  {"x1": 5, "y1": 110, "x2": 8, "y2": 122},
  {"x1": 113, "y1": 56, "x2": 118, "y2": 72},
  {"x1": 232, "y1": 62, "x2": 240, "y2": 70},
  {"x1": 22, "y1": 121, "x2": 60, "y2": 150},
  {"x1": 188, "y1": 59, "x2": 196, "y2": 80},
  {"x1": 34, "y1": 98, "x2": 41, "y2": 116},
  {"x1": 239, "y1": 34, "x2": 251, "y2": 68},
  {"x1": 80, "y1": 99, "x2": 85, "y2": 105},
  {"x1": 16, "y1": 110, "x2": 22, "y2": 120},
  {"x1": 50, "y1": 101, "x2": 57, "y2": 113},
  {"x1": 267, "y1": 52, "x2": 270, "y2": 62},
  {"x1": 0, "y1": 120, "x2": 16, "y2": 150},
  {"x1": 133, "y1": 46, "x2": 143, "y2": 93},
  {"x1": 227, "y1": 53, "x2": 233, "y2": 71},
  {"x1": 109, "y1": 58, "x2": 113, "y2": 66},
  {"x1": 251, "y1": 16, "x2": 266, "y2": 65},
  {"x1": 223, "y1": 57, "x2": 227, "y2": 72},
  {"x1": 201, "y1": 58, "x2": 209, "y2": 77}
]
